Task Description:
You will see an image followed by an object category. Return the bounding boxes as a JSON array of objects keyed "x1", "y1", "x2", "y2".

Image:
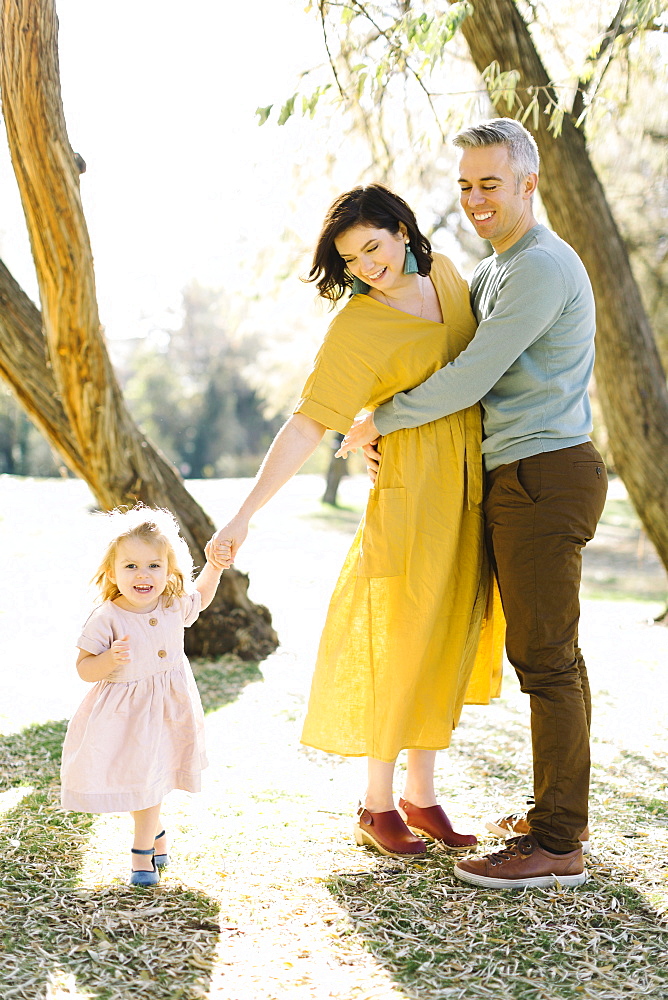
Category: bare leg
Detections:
[
  {"x1": 131, "y1": 803, "x2": 162, "y2": 871},
  {"x1": 364, "y1": 758, "x2": 396, "y2": 812},
  {"x1": 402, "y1": 750, "x2": 437, "y2": 808},
  {"x1": 154, "y1": 825, "x2": 167, "y2": 858}
]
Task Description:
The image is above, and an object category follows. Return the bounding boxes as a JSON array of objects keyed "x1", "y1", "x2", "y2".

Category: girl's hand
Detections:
[
  {"x1": 336, "y1": 413, "x2": 380, "y2": 458},
  {"x1": 111, "y1": 635, "x2": 130, "y2": 666},
  {"x1": 210, "y1": 516, "x2": 249, "y2": 566}
]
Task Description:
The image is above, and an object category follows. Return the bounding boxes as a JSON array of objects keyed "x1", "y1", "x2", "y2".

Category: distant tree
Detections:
[
  {"x1": 0, "y1": 0, "x2": 277, "y2": 658},
  {"x1": 0, "y1": 389, "x2": 62, "y2": 476},
  {"x1": 120, "y1": 283, "x2": 282, "y2": 478}
]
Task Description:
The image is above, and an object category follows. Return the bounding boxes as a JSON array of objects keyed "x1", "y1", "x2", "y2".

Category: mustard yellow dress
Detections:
[{"x1": 297, "y1": 254, "x2": 504, "y2": 763}]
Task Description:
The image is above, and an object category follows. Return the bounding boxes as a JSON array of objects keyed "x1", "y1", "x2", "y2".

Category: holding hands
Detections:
[
  {"x1": 207, "y1": 515, "x2": 249, "y2": 569},
  {"x1": 205, "y1": 535, "x2": 234, "y2": 571}
]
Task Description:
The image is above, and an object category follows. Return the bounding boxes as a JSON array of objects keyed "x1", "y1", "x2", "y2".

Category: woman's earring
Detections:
[
  {"x1": 403, "y1": 242, "x2": 419, "y2": 275},
  {"x1": 351, "y1": 276, "x2": 370, "y2": 294}
]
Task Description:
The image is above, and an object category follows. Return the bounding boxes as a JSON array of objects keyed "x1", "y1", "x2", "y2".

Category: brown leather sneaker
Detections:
[
  {"x1": 399, "y1": 798, "x2": 477, "y2": 852},
  {"x1": 454, "y1": 834, "x2": 586, "y2": 888},
  {"x1": 485, "y1": 812, "x2": 591, "y2": 855},
  {"x1": 354, "y1": 805, "x2": 427, "y2": 858}
]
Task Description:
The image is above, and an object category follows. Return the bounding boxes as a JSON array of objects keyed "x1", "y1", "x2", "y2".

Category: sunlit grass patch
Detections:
[{"x1": 190, "y1": 654, "x2": 263, "y2": 715}]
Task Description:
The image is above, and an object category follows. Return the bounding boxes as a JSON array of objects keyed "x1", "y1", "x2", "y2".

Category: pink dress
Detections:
[{"x1": 60, "y1": 593, "x2": 208, "y2": 813}]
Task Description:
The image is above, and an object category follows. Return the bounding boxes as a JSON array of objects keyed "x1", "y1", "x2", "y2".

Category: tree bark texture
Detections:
[
  {"x1": 0, "y1": 0, "x2": 278, "y2": 658},
  {"x1": 453, "y1": 0, "x2": 668, "y2": 579}
]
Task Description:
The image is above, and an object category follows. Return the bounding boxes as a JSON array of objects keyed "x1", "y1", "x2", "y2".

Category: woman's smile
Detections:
[
  {"x1": 335, "y1": 224, "x2": 408, "y2": 292},
  {"x1": 364, "y1": 265, "x2": 387, "y2": 281}
]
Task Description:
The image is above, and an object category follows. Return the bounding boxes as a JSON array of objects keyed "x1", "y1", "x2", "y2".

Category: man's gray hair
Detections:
[{"x1": 453, "y1": 118, "x2": 540, "y2": 183}]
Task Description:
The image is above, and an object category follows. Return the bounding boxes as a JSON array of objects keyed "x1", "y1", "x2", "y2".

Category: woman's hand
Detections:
[
  {"x1": 336, "y1": 412, "x2": 380, "y2": 458},
  {"x1": 210, "y1": 516, "x2": 249, "y2": 566}
]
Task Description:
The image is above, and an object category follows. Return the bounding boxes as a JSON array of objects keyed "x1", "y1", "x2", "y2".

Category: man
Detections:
[{"x1": 338, "y1": 118, "x2": 608, "y2": 888}]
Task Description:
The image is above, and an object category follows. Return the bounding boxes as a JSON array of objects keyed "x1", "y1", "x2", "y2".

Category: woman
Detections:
[{"x1": 213, "y1": 185, "x2": 503, "y2": 858}]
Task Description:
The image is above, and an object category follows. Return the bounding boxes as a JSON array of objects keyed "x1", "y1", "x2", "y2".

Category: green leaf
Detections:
[
  {"x1": 547, "y1": 106, "x2": 564, "y2": 137},
  {"x1": 278, "y1": 95, "x2": 297, "y2": 126},
  {"x1": 255, "y1": 105, "x2": 273, "y2": 126},
  {"x1": 520, "y1": 95, "x2": 538, "y2": 125},
  {"x1": 574, "y1": 106, "x2": 589, "y2": 129}
]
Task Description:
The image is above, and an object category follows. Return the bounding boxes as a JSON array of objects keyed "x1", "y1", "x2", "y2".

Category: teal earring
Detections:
[
  {"x1": 350, "y1": 276, "x2": 370, "y2": 294},
  {"x1": 403, "y1": 242, "x2": 419, "y2": 275}
]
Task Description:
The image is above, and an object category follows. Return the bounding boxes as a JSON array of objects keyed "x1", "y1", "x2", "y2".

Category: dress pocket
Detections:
[{"x1": 358, "y1": 487, "x2": 407, "y2": 578}]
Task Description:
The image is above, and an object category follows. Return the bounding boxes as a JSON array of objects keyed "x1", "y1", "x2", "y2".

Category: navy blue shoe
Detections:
[
  {"x1": 154, "y1": 829, "x2": 170, "y2": 869},
  {"x1": 129, "y1": 847, "x2": 160, "y2": 887}
]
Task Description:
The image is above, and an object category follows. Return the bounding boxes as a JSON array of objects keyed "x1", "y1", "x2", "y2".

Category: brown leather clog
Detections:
[
  {"x1": 354, "y1": 804, "x2": 427, "y2": 858},
  {"x1": 399, "y1": 798, "x2": 477, "y2": 852}
]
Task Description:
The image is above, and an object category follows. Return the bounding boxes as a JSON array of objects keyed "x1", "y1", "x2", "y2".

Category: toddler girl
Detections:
[{"x1": 60, "y1": 505, "x2": 228, "y2": 886}]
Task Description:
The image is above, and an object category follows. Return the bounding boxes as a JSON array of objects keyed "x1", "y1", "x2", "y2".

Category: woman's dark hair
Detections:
[{"x1": 307, "y1": 184, "x2": 432, "y2": 303}]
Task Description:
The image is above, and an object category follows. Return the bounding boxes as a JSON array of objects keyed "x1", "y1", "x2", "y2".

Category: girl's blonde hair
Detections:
[{"x1": 93, "y1": 505, "x2": 194, "y2": 607}]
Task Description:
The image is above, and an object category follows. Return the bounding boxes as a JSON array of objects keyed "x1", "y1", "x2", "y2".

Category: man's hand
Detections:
[
  {"x1": 362, "y1": 441, "x2": 380, "y2": 484},
  {"x1": 336, "y1": 412, "x2": 380, "y2": 458}
]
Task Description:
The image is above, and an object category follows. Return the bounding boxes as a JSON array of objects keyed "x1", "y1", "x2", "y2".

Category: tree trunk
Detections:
[
  {"x1": 0, "y1": 0, "x2": 278, "y2": 659},
  {"x1": 0, "y1": 259, "x2": 86, "y2": 480},
  {"x1": 452, "y1": 0, "x2": 668, "y2": 580},
  {"x1": 322, "y1": 434, "x2": 348, "y2": 505}
]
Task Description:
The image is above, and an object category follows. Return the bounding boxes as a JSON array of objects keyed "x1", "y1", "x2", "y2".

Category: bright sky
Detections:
[{"x1": 0, "y1": 0, "x2": 372, "y2": 345}]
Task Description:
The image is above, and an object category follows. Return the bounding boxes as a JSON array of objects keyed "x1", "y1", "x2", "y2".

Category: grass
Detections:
[
  {"x1": 3, "y1": 675, "x2": 668, "y2": 1000},
  {"x1": 1, "y1": 473, "x2": 668, "y2": 999},
  {"x1": 0, "y1": 722, "x2": 220, "y2": 1000}
]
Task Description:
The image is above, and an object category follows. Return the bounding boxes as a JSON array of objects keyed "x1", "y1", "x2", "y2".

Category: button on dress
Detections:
[
  {"x1": 297, "y1": 255, "x2": 505, "y2": 762},
  {"x1": 60, "y1": 592, "x2": 207, "y2": 813}
]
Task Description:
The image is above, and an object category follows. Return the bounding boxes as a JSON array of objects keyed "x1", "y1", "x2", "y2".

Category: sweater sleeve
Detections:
[{"x1": 374, "y1": 249, "x2": 568, "y2": 435}]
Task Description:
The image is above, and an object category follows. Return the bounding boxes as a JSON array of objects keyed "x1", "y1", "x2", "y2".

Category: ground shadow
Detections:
[
  {"x1": 324, "y1": 711, "x2": 668, "y2": 1000},
  {"x1": 325, "y1": 851, "x2": 668, "y2": 1000},
  {"x1": 0, "y1": 721, "x2": 224, "y2": 999}
]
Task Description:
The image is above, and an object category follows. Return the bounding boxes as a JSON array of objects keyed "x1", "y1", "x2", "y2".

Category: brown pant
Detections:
[{"x1": 484, "y1": 442, "x2": 608, "y2": 852}]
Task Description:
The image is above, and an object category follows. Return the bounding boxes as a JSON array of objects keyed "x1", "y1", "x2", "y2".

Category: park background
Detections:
[{"x1": 1, "y1": 2, "x2": 668, "y2": 999}]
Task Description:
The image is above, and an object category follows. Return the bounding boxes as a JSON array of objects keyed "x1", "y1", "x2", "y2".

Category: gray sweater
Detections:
[{"x1": 373, "y1": 224, "x2": 595, "y2": 470}]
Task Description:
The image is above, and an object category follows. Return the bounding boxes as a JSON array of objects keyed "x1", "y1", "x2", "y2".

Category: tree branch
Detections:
[{"x1": 319, "y1": 0, "x2": 346, "y2": 99}]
